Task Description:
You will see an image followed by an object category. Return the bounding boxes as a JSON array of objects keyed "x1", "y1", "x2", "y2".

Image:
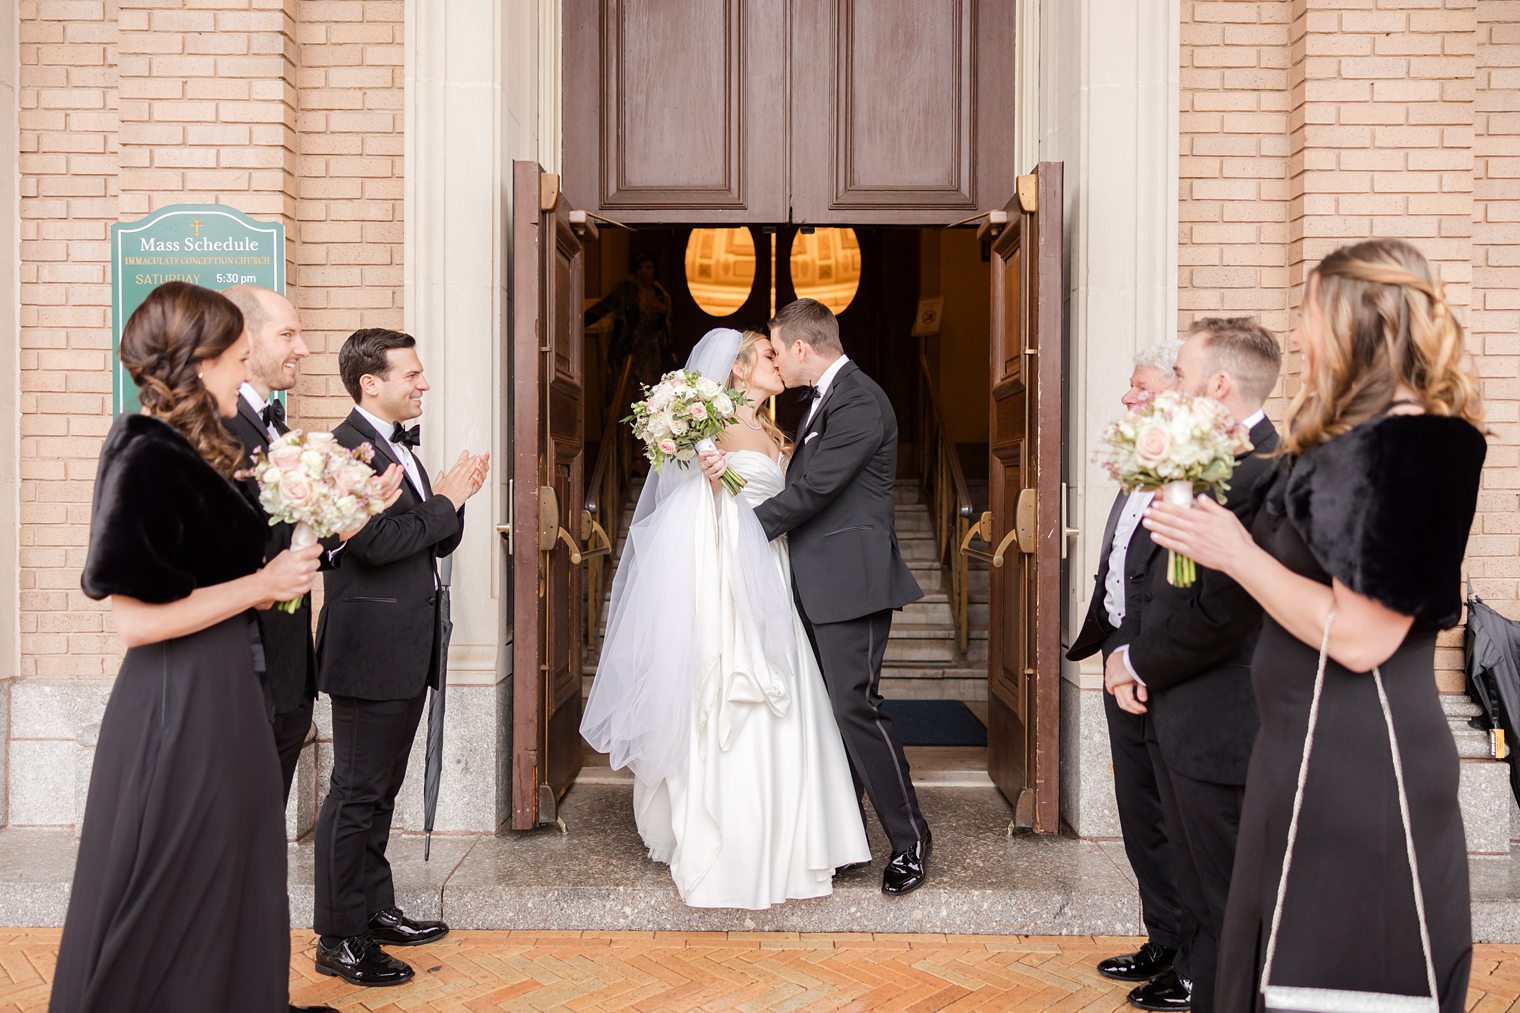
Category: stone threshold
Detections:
[{"x1": 6, "y1": 783, "x2": 1520, "y2": 941}]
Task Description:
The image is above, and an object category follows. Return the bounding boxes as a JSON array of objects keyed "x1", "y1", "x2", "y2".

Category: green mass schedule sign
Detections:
[{"x1": 111, "y1": 203, "x2": 285, "y2": 413}]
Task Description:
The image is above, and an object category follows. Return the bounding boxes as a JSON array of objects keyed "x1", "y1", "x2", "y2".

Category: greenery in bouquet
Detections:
[{"x1": 623, "y1": 369, "x2": 751, "y2": 495}]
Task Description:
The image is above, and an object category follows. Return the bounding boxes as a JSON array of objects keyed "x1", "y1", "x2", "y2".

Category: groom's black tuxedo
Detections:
[
  {"x1": 226, "y1": 393, "x2": 324, "y2": 800},
  {"x1": 754, "y1": 361, "x2": 922, "y2": 622},
  {"x1": 754, "y1": 359, "x2": 928, "y2": 854},
  {"x1": 313, "y1": 406, "x2": 466, "y2": 941}
]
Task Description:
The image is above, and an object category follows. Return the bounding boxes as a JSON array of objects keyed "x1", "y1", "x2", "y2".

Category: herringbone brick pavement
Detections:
[{"x1": 3, "y1": 930, "x2": 1520, "y2": 1011}]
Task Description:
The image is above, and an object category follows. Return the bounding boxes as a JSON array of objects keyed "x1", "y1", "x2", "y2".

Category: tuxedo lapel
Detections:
[
  {"x1": 798, "y1": 361, "x2": 858, "y2": 444},
  {"x1": 235, "y1": 398, "x2": 272, "y2": 448},
  {"x1": 345, "y1": 408, "x2": 405, "y2": 479}
]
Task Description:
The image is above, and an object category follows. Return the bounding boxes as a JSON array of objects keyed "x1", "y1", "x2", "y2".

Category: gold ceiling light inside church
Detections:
[
  {"x1": 684, "y1": 227, "x2": 757, "y2": 317},
  {"x1": 790, "y1": 228, "x2": 861, "y2": 315}
]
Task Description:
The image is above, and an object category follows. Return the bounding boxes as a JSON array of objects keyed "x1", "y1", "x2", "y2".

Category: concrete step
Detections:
[{"x1": 1444, "y1": 694, "x2": 1520, "y2": 856}]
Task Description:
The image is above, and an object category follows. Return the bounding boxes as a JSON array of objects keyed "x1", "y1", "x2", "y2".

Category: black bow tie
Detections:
[
  {"x1": 798, "y1": 386, "x2": 821, "y2": 403},
  {"x1": 260, "y1": 400, "x2": 285, "y2": 428},
  {"x1": 390, "y1": 422, "x2": 421, "y2": 449}
]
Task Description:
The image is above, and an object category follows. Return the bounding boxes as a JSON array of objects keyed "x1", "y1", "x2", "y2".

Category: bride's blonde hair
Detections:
[
  {"x1": 1284, "y1": 238, "x2": 1484, "y2": 454},
  {"x1": 729, "y1": 329, "x2": 793, "y2": 458}
]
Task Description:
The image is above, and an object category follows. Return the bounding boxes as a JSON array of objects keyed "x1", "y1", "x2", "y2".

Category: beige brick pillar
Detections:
[
  {"x1": 1290, "y1": 0, "x2": 1481, "y2": 683},
  {"x1": 0, "y1": 0, "x2": 19, "y2": 827}
]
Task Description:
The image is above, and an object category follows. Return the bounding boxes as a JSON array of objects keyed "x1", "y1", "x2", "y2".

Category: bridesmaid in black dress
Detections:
[
  {"x1": 50, "y1": 283, "x2": 325, "y2": 1013},
  {"x1": 1143, "y1": 239, "x2": 1485, "y2": 1011}
]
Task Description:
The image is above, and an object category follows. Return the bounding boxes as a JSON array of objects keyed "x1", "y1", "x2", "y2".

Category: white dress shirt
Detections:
[
  {"x1": 239, "y1": 383, "x2": 280, "y2": 442},
  {"x1": 356, "y1": 404, "x2": 425, "y2": 500},
  {"x1": 1115, "y1": 407, "x2": 1267, "y2": 685},
  {"x1": 804, "y1": 354, "x2": 851, "y2": 430}
]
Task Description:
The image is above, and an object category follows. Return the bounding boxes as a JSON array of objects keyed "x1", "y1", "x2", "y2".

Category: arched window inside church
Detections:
[
  {"x1": 684, "y1": 227, "x2": 758, "y2": 318},
  {"x1": 789, "y1": 228, "x2": 861, "y2": 315}
]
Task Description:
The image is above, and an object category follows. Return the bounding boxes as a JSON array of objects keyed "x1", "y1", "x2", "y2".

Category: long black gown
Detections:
[
  {"x1": 1217, "y1": 414, "x2": 1486, "y2": 1011},
  {"x1": 50, "y1": 414, "x2": 289, "y2": 1013}
]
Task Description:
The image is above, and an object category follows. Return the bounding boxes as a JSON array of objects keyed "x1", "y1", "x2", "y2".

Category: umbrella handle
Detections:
[{"x1": 440, "y1": 554, "x2": 454, "y2": 586}]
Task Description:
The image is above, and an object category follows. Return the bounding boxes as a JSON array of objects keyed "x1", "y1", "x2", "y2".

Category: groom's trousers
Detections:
[{"x1": 802, "y1": 607, "x2": 929, "y2": 853}]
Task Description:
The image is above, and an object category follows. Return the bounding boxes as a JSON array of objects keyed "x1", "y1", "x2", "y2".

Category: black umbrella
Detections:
[
  {"x1": 423, "y1": 554, "x2": 454, "y2": 860},
  {"x1": 1465, "y1": 579, "x2": 1520, "y2": 803}
]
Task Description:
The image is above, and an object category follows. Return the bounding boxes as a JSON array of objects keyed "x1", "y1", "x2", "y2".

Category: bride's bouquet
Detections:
[
  {"x1": 243, "y1": 431, "x2": 391, "y2": 611},
  {"x1": 624, "y1": 369, "x2": 750, "y2": 495},
  {"x1": 1096, "y1": 390, "x2": 1253, "y2": 587}
]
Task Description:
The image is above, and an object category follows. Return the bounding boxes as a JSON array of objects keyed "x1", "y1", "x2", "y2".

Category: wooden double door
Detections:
[{"x1": 508, "y1": 160, "x2": 1067, "y2": 833}]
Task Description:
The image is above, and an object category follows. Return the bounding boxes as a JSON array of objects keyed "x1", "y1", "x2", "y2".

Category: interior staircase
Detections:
[{"x1": 583, "y1": 476, "x2": 991, "y2": 702}]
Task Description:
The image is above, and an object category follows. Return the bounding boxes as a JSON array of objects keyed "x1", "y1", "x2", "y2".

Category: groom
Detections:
[{"x1": 702, "y1": 298, "x2": 931, "y2": 895}]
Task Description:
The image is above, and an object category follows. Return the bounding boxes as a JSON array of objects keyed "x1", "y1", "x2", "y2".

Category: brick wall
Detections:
[
  {"x1": 9, "y1": 1, "x2": 404, "y2": 826},
  {"x1": 1178, "y1": 0, "x2": 1293, "y2": 346},
  {"x1": 14, "y1": 1, "x2": 402, "y2": 684},
  {"x1": 1179, "y1": 0, "x2": 1520, "y2": 687},
  {"x1": 1471, "y1": 0, "x2": 1520, "y2": 620}
]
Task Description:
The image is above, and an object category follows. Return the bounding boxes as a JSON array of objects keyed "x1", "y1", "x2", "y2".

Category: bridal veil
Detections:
[{"x1": 579, "y1": 328, "x2": 799, "y2": 783}]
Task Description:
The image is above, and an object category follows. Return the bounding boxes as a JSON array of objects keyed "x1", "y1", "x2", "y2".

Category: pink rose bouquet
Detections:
[
  {"x1": 623, "y1": 369, "x2": 750, "y2": 495},
  {"x1": 242, "y1": 430, "x2": 390, "y2": 612},
  {"x1": 1096, "y1": 390, "x2": 1253, "y2": 587}
]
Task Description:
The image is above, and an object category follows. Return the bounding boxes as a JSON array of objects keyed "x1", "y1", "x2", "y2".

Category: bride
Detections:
[{"x1": 581, "y1": 327, "x2": 870, "y2": 909}]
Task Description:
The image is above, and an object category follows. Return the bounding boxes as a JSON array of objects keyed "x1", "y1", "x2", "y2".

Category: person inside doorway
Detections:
[{"x1": 585, "y1": 251, "x2": 673, "y2": 392}]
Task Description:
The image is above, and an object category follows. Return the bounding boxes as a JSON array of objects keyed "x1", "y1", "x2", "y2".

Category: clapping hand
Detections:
[{"x1": 433, "y1": 450, "x2": 491, "y2": 507}]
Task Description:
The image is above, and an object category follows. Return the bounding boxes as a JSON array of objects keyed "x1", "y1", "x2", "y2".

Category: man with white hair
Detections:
[{"x1": 1066, "y1": 340, "x2": 1185, "y2": 995}]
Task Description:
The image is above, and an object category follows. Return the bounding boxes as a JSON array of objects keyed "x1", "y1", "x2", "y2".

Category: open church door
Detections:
[
  {"x1": 962, "y1": 164, "x2": 1066, "y2": 833},
  {"x1": 509, "y1": 162, "x2": 597, "y2": 828}
]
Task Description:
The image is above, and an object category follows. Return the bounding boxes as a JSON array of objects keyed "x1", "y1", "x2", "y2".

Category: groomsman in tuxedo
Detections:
[
  {"x1": 1067, "y1": 341, "x2": 1187, "y2": 994},
  {"x1": 223, "y1": 287, "x2": 407, "y2": 800},
  {"x1": 1109, "y1": 318, "x2": 1283, "y2": 1013},
  {"x1": 313, "y1": 328, "x2": 490, "y2": 987}
]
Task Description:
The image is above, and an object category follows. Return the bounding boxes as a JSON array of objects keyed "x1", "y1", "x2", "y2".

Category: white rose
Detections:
[
  {"x1": 696, "y1": 377, "x2": 720, "y2": 399},
  {"x1": 713, "y1": 393, "x2": 734, "y2": 416}
]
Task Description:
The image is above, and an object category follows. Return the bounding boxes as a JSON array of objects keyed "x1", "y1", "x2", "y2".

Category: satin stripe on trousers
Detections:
[
  {"x1": 803, "y1": 608, "x2": 928, "y2": 853},
  {"x1": 314, "y1": 691, "x2": 426, "y2": 938},
  {"x1": 1101, "y1": 640, "x2": 1183, "y2": 951}
]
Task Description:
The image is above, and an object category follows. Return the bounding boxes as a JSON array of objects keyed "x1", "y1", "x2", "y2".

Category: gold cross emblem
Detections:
[{"x1": 189, "y1": 218, "x2": 205, "y2": 235}]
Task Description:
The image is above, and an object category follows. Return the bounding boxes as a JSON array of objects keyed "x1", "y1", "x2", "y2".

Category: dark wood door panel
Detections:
[
  {"x1": 791, "y1": 0, "x2": 1016, "y2": 224},
  {"x1": 563, "y1": 0, "x2": 786, "y2": 222},
  {"x1": 511, "y1": 162, "x2": 587, "y2": 830},
  {"x1": 982, "y1": 163, "x2": 1064, "y2": 834},
  {"x1": 565, "y1": 0, "x2": 1013, "y2": 225}
]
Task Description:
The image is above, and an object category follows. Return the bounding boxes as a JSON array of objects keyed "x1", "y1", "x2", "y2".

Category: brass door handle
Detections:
[
  {"x1": 554, "y1": 512, "x2": 613, "y2": 567},
  {"x1": 959, "y1": 511, "x2": 1020, "y2": 569}
]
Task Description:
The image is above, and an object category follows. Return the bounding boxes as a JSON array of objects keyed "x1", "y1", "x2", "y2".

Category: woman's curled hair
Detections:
[{"x1": 118, "y1": 281, "x2": 246, "y2": 476}]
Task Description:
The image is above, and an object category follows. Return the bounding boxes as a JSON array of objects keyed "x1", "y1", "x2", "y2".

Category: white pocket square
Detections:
[{"x1": 804, "y1": 431, "x2": 821, "y2": 443}]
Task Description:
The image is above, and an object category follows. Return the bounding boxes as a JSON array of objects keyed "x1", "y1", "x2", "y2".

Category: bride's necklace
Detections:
[{"x1": 738, "y1": 407, "x2": 763, "y2": 431}]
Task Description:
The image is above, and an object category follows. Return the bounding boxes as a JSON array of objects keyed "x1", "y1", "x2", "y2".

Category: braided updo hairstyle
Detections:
[
  {"x1": 119, "y1": 281, "x2": 247, "y2": 476},
  {"x1": 1285, "y1": 238, "x2": 1484, "y2": 454}
]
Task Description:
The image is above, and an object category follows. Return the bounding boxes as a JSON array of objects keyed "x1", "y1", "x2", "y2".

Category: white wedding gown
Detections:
[{"x1": 631, "y1": 449, "x2": 871, "y2": 909}]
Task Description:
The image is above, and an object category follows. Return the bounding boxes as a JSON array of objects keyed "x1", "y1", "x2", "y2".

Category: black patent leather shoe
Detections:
[
  {"x1": 1127, "y1": 969, "x2": 1192, "y2": 1011},
  {"x1": 315, "y1": 934, "x2": 414, "y2": 987},
  {"x1": 291, "y1": 1006, "x2": 341, "y2": 1012},
  {"x1": 835, "y1": 860, "x2": 872, "y2": 876},
  {"x1": 1097, "y1": 941, "x2": 1176, "y2": 982},
  {"x1": 369, "y1": 905, "x2": 450, "y2": 946},
  {"x1": 881, "y1": 830, "x2": 932, "y2": 896}
]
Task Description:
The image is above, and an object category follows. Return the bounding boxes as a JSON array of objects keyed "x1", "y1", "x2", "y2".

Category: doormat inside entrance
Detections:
[{"x1": 880, "y1": 700, "x2": 988, "y2": 747}]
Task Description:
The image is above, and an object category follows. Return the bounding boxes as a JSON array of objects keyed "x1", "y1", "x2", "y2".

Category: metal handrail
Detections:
[
  {"x1": 916, "y1": 352, "x2": 975, "y2": 655},
  {"x1": 584, "y1": 354, "x2": 636, "y2": 647}
]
